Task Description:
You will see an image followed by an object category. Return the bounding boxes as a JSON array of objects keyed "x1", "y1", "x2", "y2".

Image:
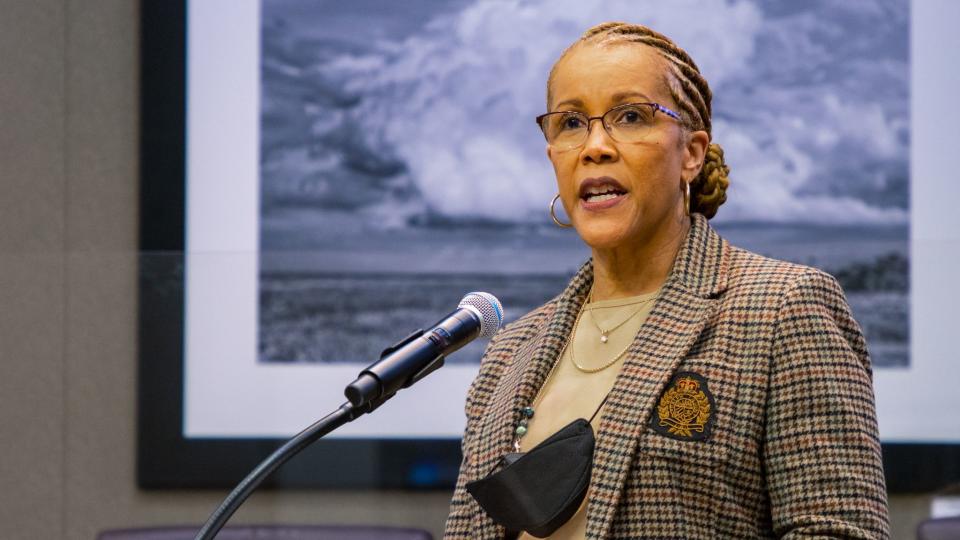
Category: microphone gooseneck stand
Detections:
[
  {"x1": 194, "y1": 401, "x2": 360, "y2": 540},
  {"x1": 193, "y1": 347, "x2": 443, "y2": 540},
  {"x1": 193, "y1": 292, "x2": 503, "y2": 540}
]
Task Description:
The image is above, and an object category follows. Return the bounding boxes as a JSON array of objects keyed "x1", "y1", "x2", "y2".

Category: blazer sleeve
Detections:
[{"x1": 764, "y1": 269, "x2": 890, "y2": 539}]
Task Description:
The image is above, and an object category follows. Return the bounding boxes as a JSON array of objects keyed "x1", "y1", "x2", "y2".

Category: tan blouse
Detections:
[{"x1": 516, "y1": 288, "x2": 661, "y2": 540}]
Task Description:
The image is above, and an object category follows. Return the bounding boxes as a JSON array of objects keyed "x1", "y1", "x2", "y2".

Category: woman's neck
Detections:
[{"x1": 589, "y1": 216, "x2": 690, "y2": 302}]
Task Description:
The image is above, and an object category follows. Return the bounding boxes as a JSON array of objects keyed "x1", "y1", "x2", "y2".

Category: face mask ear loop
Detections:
[{"x1": 587, "y1": 391, "x2": 613, "y2": 424}]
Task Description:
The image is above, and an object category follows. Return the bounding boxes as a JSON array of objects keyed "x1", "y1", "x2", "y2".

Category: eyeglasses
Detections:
[{"x1": 535, "y1": 102, "x2": 682, "y2": 151}]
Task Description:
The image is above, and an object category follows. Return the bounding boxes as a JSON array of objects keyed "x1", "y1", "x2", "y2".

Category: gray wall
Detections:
[{"x1": 0, "y1": 1, "x2": 935, "y2": 539}]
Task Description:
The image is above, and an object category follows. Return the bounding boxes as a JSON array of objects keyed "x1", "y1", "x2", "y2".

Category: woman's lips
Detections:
[
  {"x1": 580, "y1": 192, "x2": 627, "y2": 211},
  {"x1": 578, "y1": 176, "x2": 628, "y2": 211}
]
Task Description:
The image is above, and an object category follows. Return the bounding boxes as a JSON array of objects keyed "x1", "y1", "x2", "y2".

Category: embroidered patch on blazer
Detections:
[{"x1": 650, "y1": 371, "x2": 716, "y2": 441}]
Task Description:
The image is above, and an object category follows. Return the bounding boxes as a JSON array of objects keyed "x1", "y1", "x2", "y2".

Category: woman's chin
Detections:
[{"x1": 573, "y1": 223, "x2": 632, "y2": 251}]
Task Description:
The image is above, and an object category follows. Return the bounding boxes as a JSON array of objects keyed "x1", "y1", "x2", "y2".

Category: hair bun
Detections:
[{"x1": 692, "y1": 143, "x2": 730, "y2": 219}]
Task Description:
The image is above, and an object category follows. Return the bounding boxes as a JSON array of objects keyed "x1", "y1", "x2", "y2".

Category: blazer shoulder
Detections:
[
  {"x1": 724, "y1": 243, "x2": 842, "y2": 294},
  {"x1": 488, "y1": 296, "x2": 556, "y2": 350}
]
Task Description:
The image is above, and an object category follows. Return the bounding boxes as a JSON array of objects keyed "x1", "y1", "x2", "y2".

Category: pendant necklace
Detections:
[{"x1": 587, "y1": 293, "x2": 657, "y2": 344}]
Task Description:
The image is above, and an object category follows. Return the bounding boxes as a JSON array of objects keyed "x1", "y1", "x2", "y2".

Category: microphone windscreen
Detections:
[{"x1": 459, "y1": 292, "x2": 504, "y2": 339}]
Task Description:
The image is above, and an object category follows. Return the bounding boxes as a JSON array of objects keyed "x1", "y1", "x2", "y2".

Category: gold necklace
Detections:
[
  {"x1": 569, "y1": 328, "x2": 635, "y2": 373},
  {"x1": 572, "y1": 290, "x2": 660, "y2": 373},
  {"x1": 588, "y1": 297, "x2": 656, "y2": 344}
]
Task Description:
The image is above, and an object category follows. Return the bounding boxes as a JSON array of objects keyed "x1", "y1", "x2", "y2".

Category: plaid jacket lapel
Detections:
[{"x1": 587, "y1": 213, "x2": 729, "y2": 538}]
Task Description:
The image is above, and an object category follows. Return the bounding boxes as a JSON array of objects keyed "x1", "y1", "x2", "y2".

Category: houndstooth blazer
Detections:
[{"x1": 444, "y1": 212, "x2": 890, "y2": 539}]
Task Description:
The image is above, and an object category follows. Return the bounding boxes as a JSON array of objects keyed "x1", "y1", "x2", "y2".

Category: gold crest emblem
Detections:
[{"x1": 653, "y1": 373, "x2": 714, "y2": 440}]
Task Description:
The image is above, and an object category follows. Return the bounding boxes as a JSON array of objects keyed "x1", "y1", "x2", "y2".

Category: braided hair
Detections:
[{"x1": 549, "y1": 22, "x2": 730, "y2": 219}]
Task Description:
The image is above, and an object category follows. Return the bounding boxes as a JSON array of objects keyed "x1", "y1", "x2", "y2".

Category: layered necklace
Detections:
[
  {"x1": 589, "y1": 300, "x2": 652, "y2": 344},
  {"x1": 569, "y1": 288, "x2": 660, "y2": 373}
]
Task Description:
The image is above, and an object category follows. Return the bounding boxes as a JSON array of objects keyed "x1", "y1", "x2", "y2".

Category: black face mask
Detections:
[{"x1": 465, "y1": 418, "x2": 595, "y2": 538}]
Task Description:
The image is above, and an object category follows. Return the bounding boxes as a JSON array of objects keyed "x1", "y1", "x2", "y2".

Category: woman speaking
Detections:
[{"x1": 443, "y1": 22, "x2": 890, "y2": 539}]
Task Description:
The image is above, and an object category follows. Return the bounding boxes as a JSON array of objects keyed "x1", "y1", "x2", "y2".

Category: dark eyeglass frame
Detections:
[{"x1": 535, "y1": 102, "x2": 682, "y2": 150}]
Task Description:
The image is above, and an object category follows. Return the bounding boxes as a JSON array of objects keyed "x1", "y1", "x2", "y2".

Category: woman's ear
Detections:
[
  {"x1": 682, "y1": 130, "x2": 709, "y2": 182},
  {"x1": 546, "y1": 143, "x2": 553, "y2": 161}
]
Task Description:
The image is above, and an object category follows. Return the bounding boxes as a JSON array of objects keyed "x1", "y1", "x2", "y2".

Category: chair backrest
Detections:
[
  {"x1": 917, "y1": 516, "x2": 960, "y2": 540},
  {"x1": 98, "y1": 524, "x2": 433, "y2": 540}
]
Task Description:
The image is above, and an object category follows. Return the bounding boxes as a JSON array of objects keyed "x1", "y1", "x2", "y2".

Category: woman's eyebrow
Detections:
[
  {"x1": 553, "y1": 91, "x2": 655, "y2": 112},
  {"x1": 553, "y1": 98, "x2": 584, "y2": 111},
  {"x1": 610, "y1": 91, "x2": 653, "y2": 103}
]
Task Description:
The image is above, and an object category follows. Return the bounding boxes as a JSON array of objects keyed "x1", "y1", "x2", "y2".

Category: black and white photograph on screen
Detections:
[{"x1": 257, "y1": 0, "x2": 910, "y2": 369}]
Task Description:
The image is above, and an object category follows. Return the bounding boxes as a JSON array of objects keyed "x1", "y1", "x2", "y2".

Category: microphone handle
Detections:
[{"x1": 345, "y1": 308, "x2": 481, "y2": 407}]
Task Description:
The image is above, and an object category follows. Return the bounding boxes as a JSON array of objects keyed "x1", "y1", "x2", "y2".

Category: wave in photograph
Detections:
[
  {"x1": 257, "y1": 0, "x2": 909, "y2": 368},
  {"x1": 260, "y1": 0, "x2": 908, "y2": 233}
]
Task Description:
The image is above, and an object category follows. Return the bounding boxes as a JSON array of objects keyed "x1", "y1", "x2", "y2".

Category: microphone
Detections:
[{"x1": 344, "y1": 292, "x2": 504, "y2": 408}]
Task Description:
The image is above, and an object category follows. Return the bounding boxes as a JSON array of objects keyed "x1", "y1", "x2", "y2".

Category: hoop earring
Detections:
[
  {"x1": 683, "y1": 181, "x2": 691, "y2": 217},
  {"x1": 550, "y1": 193, "x2": 573, "y2": 228}
]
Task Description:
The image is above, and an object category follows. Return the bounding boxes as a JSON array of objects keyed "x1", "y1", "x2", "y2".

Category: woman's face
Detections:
[{"x1": 547, "y1": 43, "x2": 704, "y2": 250}]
